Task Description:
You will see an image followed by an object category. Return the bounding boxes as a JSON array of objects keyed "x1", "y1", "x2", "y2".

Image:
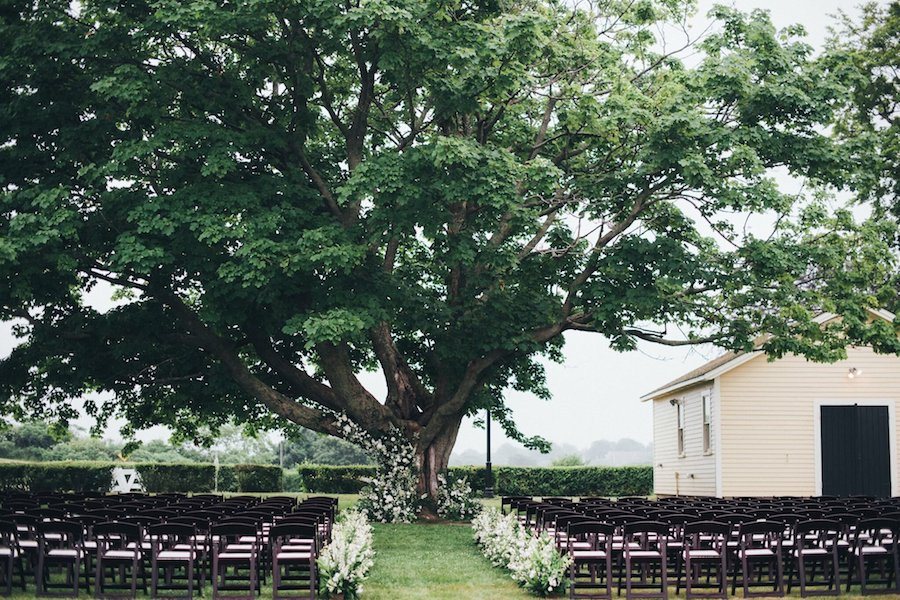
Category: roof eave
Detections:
[
  {"x1": 639, "y1": 351, "x2": 763, "y2": 402},
  {"x1": 638, "y1": 307, "x2": 895, "y2": 403}
]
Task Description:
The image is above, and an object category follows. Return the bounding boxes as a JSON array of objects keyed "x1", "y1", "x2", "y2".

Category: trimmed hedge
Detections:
[
  {"x1": 217, "y1": 466, "x2": 238, "y2": 493},
  {"x1": 233, "y1": 464, "x2": 283, "y2": 492},
  {"x1": 0, "y1": 460, "x2": 651, "y2": 496},
  {"x1": 451, "y1": 465, "x2": 653, "y2": 496},
  {"x1": 0, "y1": 461, "x2": 285, "y2": 493},
  {"x1": 137, "y1": 463, "x2": 216, "y2": 493},
  {"x1": 0, "y1": 461, "x2": 114, "y2": 493},
  {"x1": 296, "y1": 464, "x2": 653, "y2": 496},
  {"x1": 297, "y1": 465, "x2": 375, "y2": 493}
]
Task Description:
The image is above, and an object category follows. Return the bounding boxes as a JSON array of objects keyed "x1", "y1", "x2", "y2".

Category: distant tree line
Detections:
[{"x1": 0, "y1": 422, "x2": 372, "y2": 466}]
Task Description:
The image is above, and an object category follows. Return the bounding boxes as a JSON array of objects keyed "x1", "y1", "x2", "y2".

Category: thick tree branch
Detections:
[
  {"x1": 314, "y1": 341, "x2": 401, "y2": 432},
  {"x1": 295, "y1": 148, "x2": 343, "y2": 221},
  {"x1": 159, "y1": 291, "x2": 343, "y2": 437},
  {"x1": 420, "y1": 320, "x2": 568, "y2": 446},
  {"x1": 243, "y1": 325, "x2": 345, "y2": 413},
  {"x1": 562, "y1": 181, "x2": 667, "y2": 315},
  {"x1": 370, "y1": 322, "x2": 431, "y2": 420},
  {"x1": 622, "y1": 329, "x2": 726, "y2": 346}
]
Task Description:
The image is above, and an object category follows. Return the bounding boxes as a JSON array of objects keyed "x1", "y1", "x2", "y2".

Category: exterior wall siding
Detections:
[
  {"x1": 652, "y1": 384, "x2": 717, "y2": 496},
  {"x1": 718, "y1": 346, "x2": 900, "y2": 497}
]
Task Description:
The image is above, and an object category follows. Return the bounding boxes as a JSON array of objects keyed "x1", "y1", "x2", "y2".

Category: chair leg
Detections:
[
  {"x1": 212, "y1": 555, "x2": 218, "y2": 598},
  {"x1": 606, "y1": 556, "x2": 614, "y2": 600},
  {"x1": 720, "y1": 555, "x2": 728, "y2": 597},
  {"x1": 130, "y1": 558, "x2": 138, "y2": 599},
  {"x1": 35, "y1": 554, "x2": 43, "y2": 596},
  {"x1": 74, "y1": 558, "x2": 81, "y2": 597},
  {"x1": 856, "y1": 553, "x2": 865, "y2": 595},
  {"x1": 776, "y1": 552, "x2": 785, "y2": 596},
  {"x1": 626, "y1": 557, "x2": 632, "y2": 600},
  {"x1": 685, "y1": 557, "x2": 692, "y2": 599}
]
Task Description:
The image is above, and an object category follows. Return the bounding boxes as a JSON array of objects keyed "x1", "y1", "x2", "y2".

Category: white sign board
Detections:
[{"x1": 111, "y1": 467, "x2": 144, "y2": 493}]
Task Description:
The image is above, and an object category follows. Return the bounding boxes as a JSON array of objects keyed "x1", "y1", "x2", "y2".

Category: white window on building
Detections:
[
  {"x1": 677, "y1": 400, "x2": 686, "y2": 456},
  {"x1": 702, "y1": 393, "x2": 712, "y2": 454}
]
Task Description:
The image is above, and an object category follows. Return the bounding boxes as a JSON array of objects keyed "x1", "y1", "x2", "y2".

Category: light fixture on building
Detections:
[
  {"x1": 669, "y1": 398, "x2": 679, "y2": 406},
  {"x1": 848, "y1": 367, "x2": 863, "y2": 380}
]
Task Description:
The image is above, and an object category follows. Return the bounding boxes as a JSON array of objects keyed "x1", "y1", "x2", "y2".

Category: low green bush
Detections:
[
  {"x1": 0, "y1": 461, "x2": 114, "y2": 493},
  {"x1": 297, "y1": 464, "x2": 652, "y2": 496},
  {"x1": 216, "y1": 465, "x2": 238, "y2": 492},
  {"x1": 485, "y1": 465, "x2": 653, "y2": 496},
  {"x1": 283, "y1": 469, "x2": 303, "y2": 493},
  {"x1": 297, "y1": 465, "x2": 376, "y2": 493},
  {"x1": 136, "y1": 463, "x2": 216, "y2": 493},
  {"x1": 233, "y1": 464, "x2": 283, "y2": 492}
]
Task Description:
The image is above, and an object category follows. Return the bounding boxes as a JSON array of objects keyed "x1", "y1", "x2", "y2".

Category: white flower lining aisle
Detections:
[
  {"x1": 318, "y1": 509, "x2": 375, "y2": 599},
  {"x1": 472, "y1": 508, "x2": 571, "y2": 597}
]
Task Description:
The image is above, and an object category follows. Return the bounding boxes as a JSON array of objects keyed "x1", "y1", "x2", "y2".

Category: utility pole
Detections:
[{"x1": 484, "y1": 407, "x2": 494, "y2": 498}]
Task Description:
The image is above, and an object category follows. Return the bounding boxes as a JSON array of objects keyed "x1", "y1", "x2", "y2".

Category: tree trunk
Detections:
[{"x1": 415, "y1": 418, "x2": 461, "y2": 503}]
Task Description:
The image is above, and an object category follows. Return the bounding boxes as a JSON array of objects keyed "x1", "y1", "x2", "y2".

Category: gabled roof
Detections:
[{"x1": 639, "y1": 308, "x2": 896, "y2": 402}]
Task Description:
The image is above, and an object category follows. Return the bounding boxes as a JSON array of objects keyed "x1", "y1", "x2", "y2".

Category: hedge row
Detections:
[
  {"x1": 0, "y1": 461, "x2": 115, "y2": 493},
  {"x1": 0, "y1": 461, "x2": 650, "y2": 496},
  {"x1": 296, "y1": 465, "x2": 653, "y2": 496},
  {"x1": 0, "y1": 462, "x2": 283, "y2": 493}
]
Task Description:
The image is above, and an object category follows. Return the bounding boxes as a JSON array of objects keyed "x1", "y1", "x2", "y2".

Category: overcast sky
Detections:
[{"x1": 0, "y1": 0, "x2": 884, "y2": 455}]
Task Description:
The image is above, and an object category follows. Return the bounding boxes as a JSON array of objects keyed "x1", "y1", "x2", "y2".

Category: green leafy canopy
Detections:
[{"x1": 0, "y1": 0, "x2": 897, "y2": 477}]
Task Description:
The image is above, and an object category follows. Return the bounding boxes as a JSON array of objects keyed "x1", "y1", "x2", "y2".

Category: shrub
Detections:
[
  {"x1": 297, "y1": 465, "x2": 376, "y2": 493},
  {"x1": 298, "y1": 464, "x2": 652, "y2": 497},
  {"x1": 0, "y1": 461, "x2": 113, "y2": 493},
  {"x1": 216, "y1": 465, "x2": 238, "y2": 492},
  {"x1": 436, "y1": 474, "x2": 481, "y2": 521},
  {"x1": 283, "y1": 469, "x2": 303, "y2": 493},
  {"x1": 0, "y1": 461, "x2": 290, "y2": 494},
  {"x1": 453, "y1": 465, "x2": 652, "y2": 496},
  {"x1": 233, "y1": 464, "x2": 283, "y2": 492},
  {"x1": 136, "y1": 463, "x2": 216, "y2": 493}
]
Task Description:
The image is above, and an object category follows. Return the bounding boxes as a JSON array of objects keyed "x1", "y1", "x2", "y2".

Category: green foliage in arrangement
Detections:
[{"x1": 298, "y1": 465, "x2": 653, "y2": 497}]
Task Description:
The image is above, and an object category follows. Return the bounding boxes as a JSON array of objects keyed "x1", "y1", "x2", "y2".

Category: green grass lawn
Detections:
[{"x1": 364, "y1": 522, "x2": 531, "y2": 600}]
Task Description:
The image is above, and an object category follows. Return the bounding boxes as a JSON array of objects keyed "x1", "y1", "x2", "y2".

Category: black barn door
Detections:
[{"x1": 821, "y1": 405, "x2": 891, "y2": 497}]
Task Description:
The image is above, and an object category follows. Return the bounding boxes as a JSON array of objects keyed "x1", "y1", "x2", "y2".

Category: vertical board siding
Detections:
[
  {"x1": 652, "y1": 385, "x2": 716, "y2": 496},
  {"x1": 718, "y1": 346, "x2": 900, "y2": 497}
]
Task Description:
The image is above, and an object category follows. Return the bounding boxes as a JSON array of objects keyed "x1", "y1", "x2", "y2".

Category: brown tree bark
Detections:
[{"x1": 415, "y1": 418, "x2": 462, "y2": 510}]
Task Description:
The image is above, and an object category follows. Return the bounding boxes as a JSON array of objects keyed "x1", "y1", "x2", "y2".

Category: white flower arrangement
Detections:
[
  {"x1": 472, "y1": 508, "x2": 571, "y2": 597},
  {"x1": 332, "y1": 412, "x2": 421, "y2": 523},
  {"x1": 317, "y1": 509, "x2": 375, "y2": 600},
  {"x1": 436, "y1": 474, "x2": 482, "y2": 521}
]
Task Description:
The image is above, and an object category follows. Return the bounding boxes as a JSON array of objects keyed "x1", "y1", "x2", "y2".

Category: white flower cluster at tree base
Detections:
[
  {"x1": 436, "y1": 474, "x2": 482, "y2": 521},
  {"x1": 472, "y1": 508, "x2": 571, "y2": 597},
  {"x1": 317, "y1": 509, "x2": 375, "y2": 600},
  {"x1": 332, "y1": 412, "x2": 421, "y2": 523}
]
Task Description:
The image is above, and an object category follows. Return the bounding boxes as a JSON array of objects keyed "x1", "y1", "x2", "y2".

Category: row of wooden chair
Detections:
[
  {"x1": 0, "y1": 493, "x2": 337, "y2": 598},
  {"x1": 503, "y1": 496, "x2": 900, "y2": 599}
]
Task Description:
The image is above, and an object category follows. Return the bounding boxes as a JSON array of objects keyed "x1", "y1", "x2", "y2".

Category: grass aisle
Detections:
[{"x1": 364, "y1": 522, "x2": 531, "y2": 600}]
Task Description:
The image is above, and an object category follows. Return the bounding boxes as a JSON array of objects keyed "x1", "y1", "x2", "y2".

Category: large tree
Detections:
[
  {"x1": 829, "y1": 1, "x2": 899, "y2": 263},
  {"x1": 1, "y1": 0, "x2": 897, "y2": 498}
]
